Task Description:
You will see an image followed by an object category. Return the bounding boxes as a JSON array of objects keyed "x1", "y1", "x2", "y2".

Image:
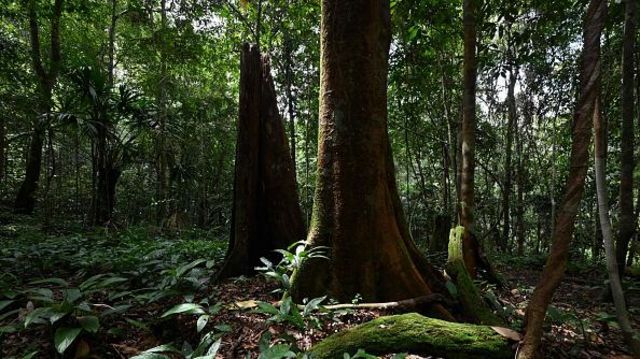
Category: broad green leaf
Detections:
[
  {"x1": 54, "y1": 327, "x2": 82, "y2": 354},
  {"x1": 214, "y1": 323, "x2": 232, "y2": 332},
  {"x1": 22, "y1": 350, "x2": 39, "y2": 359},
  {"x1": 0, "y1": 300, "x2": 14, "y2": 312},
  {"x1": 255, "y1": 301, "x2": 279, "y2": 315},
  {"x1": 176, "y1": 259, "x2": 207, "y2": 277},
  {"x1": 98, "y1": 277, "x2": 129, "y2": 288},
  {"x1": 161, "y1": 303, "x2": 205, "y2": 317},
  {"x1": 63, "y1": 288, "x2": 82, "y2": 303},
  {"x1": 24, "y1": 307, "x2": 54, "y2": 327},
  {"x1": 192, "y1": 337, "x2": 222, "y2": 359},
  {"x1": 26, "y1": 288, "x2": 53, "y2": 300},
  {"x1": 196, "y1": 314, "x2": 209, "y2": 333},
  {"x1": 29, "y1": 278, "x2": 69, "y2": 287},
  {"x1": 130, "y1": 344, "x2": 180, "y2": 359},
  {"x1": 78, "y1": 316, "x2": 100, "y2": 333},
  {"x1": 0, "y1": 325, "x2": 17, "y2": 334},
  {"x1": 257, "y1": 344, "x2": 296, "y2": 359},
  {"x1": 303, "y1": 296, "x2": 327, "y2": 316}
]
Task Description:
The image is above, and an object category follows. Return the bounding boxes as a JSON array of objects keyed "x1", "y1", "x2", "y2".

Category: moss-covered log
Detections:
[
  {"x1": 309, "y1": 313, "x2": 513, "y2": 359},
  {"x1": 447, "y1": 226, "x2": 503, "y2": 325}
]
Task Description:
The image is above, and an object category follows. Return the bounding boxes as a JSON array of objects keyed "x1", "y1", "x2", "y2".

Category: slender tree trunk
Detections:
[
  {"x1": 516, "y1": 95, "x2": 530, "y2": 256},
  {"x1": 517, "y1": 1, "x2": 607, "y2": 358},
  {"x1": 15, "y1": 0, "x2": 63, "y2": 214},
  {"x1": 92, "y1": 0, "x2": 118, "y2": 226},
  {"x1": 593, "y1": 107, "x2": 607, "y2": 262},
  {"x1": 550, "y1": 111, "x2": 557, "y2": 240},
  {"x1": 617, "y1": 0, "x2": 637, "y2": 275},
  {"x1": 501, "y1": 68, "x2": 517, "y2": 253},
  {"x1": 218, "y1": 44, "x2": 306, "y2": 279},
  {"x1": 594, "y1": 98, "x2": 640, "y2": 357},
  {"x1": 460, "y1": 0, "x2": 479, "y2": 276},
  {"x1": 0, "y1": 115, "x2": 5, "y2": 187},
  {"x1": 440, "y1": 55, "x2": 457, "y2": 217},
  {"x1": 156, "y1": 0, "x2": 170, "y2": 225},
  {"x1": 289, "y1": 0, "x2": 453, "y2": 320},
  {"x1": 108, "y1": 0, "x2": 117, "y2": 87},
  {"x1": 284, "y1": 34, "x2": 297, "y2": 180}
]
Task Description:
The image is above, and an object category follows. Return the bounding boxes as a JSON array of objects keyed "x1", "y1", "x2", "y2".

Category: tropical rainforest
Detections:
[{"x1": 0, "y1": 0, "x2": 639, "y2": 358}]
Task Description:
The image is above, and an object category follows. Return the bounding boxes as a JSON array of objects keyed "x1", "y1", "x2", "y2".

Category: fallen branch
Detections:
[{"x1": 230, "y1": 293, "x2": 454, "y2": 312}]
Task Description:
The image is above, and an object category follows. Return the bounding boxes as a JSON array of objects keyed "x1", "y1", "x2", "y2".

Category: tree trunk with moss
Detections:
[
  {"x1": 218, "y1": 44, "x2": 306, "y2": 279},
  {"x1": 517, "y1": 1, "x2": 607, "y2": 358},
  {"x1": 289, "y1": 0, "x2": 452, "y2": 319},
  {"x1": 309, "y1": 313, "x2": 514, "y2": 359},
  {"x1": 447, "y1": 226, "x2": 503, "y2": 325}
]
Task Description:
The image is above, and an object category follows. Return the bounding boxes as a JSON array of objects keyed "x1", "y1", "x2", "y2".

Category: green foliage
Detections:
[
  {"x1": 256, "y1": 240, "x2": 329, "y2": 295},
  {"x1": 0, "y1": 226, "x2": 226, "y2": 356}
]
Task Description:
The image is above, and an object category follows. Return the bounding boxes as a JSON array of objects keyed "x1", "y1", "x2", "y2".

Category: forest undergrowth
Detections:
[{"x1": 0, "y1": 210, "x2": 638, "y2": 359}]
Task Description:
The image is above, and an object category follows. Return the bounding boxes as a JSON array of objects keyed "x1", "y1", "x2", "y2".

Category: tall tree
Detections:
[
  {"x1": 617, "y1": 0, "x2": 636, "y2": 274},
  {"x1": 92, "y1": 0, "x2": 119, "y2": 226},
  {"x1": 593, "y1": 97, "x2": 640, "y2": 357},
  {"x1": 217, "y1": 44, "x2": 306, "y2": 279},
  {"x1": 517, "y1": 1, "x2": 607, "y2": 358},
  {"x1": 289, "y1": 0, "x2": 451, "y2": 318},
  {"x1": 14, "y1": 0, "x2": 64, "y2": 214},
  {"x1": 459, "y1": 0, "x2": 486, "y2": 276},
  {"x1": 501, "y1": 67, "x2": 517, "y2": 252}
]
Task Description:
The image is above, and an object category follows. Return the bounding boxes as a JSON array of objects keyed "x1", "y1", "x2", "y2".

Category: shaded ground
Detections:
[{"x1": 1, "y1": 216, "x2": 638, "y2": 358}]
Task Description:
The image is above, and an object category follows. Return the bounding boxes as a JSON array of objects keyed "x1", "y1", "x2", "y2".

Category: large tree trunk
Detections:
[
  {"x1": 593, "y1": 99, "x2": 640, "y2": 357},
  {"x1": 288, "y1": 0, "x2": 452, "y2": 320},
  {"x1": 517, "y1": 1, "x2": 607, "y2": 358},
  {"x1": 617, "y1": 0, "x2": 637, "y2": 276},
  {"x1": 15, "y1": 0, "x2": 63, "y2": 214},
  {"x1": 217, "y1": 44, "x2": 306, "y2": 279}
]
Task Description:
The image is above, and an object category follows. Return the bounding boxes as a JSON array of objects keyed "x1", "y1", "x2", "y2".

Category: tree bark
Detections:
[
  {"x1": 501, "y1": 68, "x2": 517, "y2": 253},
  {"x1": 156, "y1": 0, "x2": 170, "y2": 225},
  {"x1": 288, "y1": 0, "x2": 452, "y2": 320},
  {"x1": 15, "y1": 0, "x2": 63, "y2": 214},
  {"x1": 617, "y1": 0, "x2": 637, "y2": 276},
  {"x1": 460, "y1": 0, "x2": 480, "y2": 276},
  {"x1": 447, "y1": 226, "x2": 504, "y2": 325},
  {"x1": 517, "y1": 1, "x2": 607, "y2": 358},
  {"x1": 594, "y1": 98, "x2": 640, "y2": 357},
  {"x1": 218, "y1": 44, "x2": 306, "y2": 279},
  {"x1": 515, "y1": 94, "x2": 529, "y2": 256},
  {"x1": 284, "y1": 34, "x2": 297, "y2": 181}
]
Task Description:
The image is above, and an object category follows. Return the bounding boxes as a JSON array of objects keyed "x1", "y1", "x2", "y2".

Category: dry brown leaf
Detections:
[
  {"x1": 231, "y1": 300, "x2": 258, "y2": 309},
  {"x1": 490, "y1": 326, "x2": 522, "y2": 341}
]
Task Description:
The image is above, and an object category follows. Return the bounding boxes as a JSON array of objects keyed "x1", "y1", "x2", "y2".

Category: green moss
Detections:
[
  {"x1": 446, "y1": 226, "x2": 503, "y2": 326},
  {"x1": 309, "y1": 313, "x2": 512, "y2": 359}
]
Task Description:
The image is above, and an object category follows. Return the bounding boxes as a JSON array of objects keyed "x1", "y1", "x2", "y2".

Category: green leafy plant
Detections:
[
  {"x1": 131, "y1": 323, "x2": 229, "y2": 359},
  {"x1": 255, "y1": 240, "x2": 329, "y2": 295},
  {"x1": 17, "y1": 274, "x2": 129, "y2": 354}
]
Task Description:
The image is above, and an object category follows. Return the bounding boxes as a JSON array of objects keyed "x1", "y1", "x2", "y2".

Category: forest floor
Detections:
[{"x1": 0, "y1": 213, "x2": 639, "y2": 358}]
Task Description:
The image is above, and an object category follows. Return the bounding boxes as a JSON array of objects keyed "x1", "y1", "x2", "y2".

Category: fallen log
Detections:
[{"x1": 308, "y1": 313, "x2": 515, "y2": 359}]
